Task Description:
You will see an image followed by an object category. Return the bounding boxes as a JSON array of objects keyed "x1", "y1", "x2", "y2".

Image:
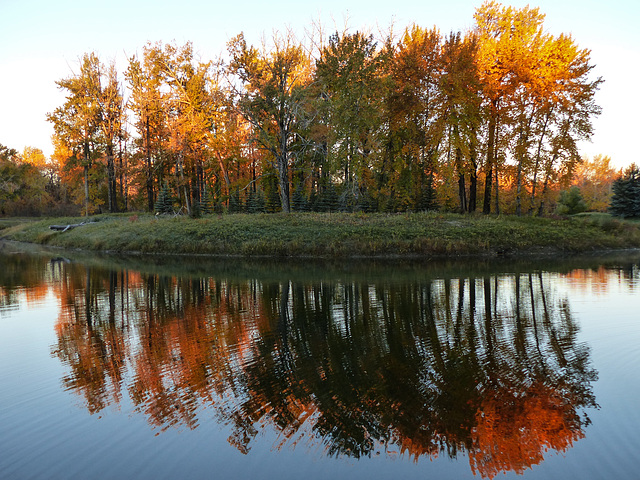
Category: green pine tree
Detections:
[
  {"x1": 246, "y1": 189, "x2": 266, "y2": 213},
  {"x1": 199, "y1": 186, "x2": 213, "y2": 215},
  {"x1": 228, "y1": 187, "x2": 243, "y2": 213},
  {"x1": 292, "y1": 180, "x2": 309, "y2": 212},
  {"x1": 154, "y1": 183, "x2": 173, "y2": 214},
  {"x1": 610, "y1": 164, "x2": 640, "y2": 217}
]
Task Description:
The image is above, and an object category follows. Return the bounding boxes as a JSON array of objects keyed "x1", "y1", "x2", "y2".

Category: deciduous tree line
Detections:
[{"x1": 40, "y1": 3, "x2": 605, "y2": 216}]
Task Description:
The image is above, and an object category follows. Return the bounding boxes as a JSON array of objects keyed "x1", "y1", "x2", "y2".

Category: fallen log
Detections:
[{"x1": 49, "y1": 221, "x2": 96, "y2": 232}]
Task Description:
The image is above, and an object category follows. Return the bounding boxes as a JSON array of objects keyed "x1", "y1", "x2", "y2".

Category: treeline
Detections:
[{"x1": 5, "y1": 2, "x2": 608, "y2": 217}]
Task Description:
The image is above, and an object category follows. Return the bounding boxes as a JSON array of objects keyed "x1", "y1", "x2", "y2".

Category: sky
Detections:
[{"x1": 1, "y1": 0, "x2": 638, "y2": 168}]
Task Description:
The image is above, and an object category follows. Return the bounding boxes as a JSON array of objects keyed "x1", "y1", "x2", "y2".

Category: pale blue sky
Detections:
[{"x1": 1, "y1": 0, "x2": 638, "y2": 167}]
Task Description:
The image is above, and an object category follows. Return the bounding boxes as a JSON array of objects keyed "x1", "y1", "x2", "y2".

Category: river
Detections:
[{"x1": 1, "y1": 242, "x2": 638, "y2": 479}]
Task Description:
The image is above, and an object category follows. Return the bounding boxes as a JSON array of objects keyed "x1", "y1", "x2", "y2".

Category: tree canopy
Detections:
[{"x1": 2, "y1": 2, "x2": 611, "y2": 218}]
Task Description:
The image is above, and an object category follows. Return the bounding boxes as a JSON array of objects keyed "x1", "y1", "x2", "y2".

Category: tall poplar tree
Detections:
[
  {"x1": 315, "y1": 31, "x2": 386, "y2": 204},
  {"x1": 48, "y1": 53, "x2": 102, "y2": 216},
  {"x1": 227, "y1": 31, "x2": 311, "y2": 213}
]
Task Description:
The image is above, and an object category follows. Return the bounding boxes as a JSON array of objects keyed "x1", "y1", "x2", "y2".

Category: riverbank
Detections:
[{"x1": 1, "y1": 212, "x2": 639, "y2": 258}]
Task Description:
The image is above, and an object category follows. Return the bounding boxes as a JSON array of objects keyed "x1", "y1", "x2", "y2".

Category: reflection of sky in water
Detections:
[
  {"x1": 552, "y1": 268, "x2": 640, "y2": 480},
  {"x1": 0, "y1": 252, "x2": 638, "y2": 479}
]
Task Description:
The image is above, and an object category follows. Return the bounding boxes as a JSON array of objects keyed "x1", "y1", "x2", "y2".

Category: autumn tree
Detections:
[
  {"x1": 571, "y1": 154, "x2": 617, "y2": 212},
  {"x1": 48, "y1": 53, "x2": 126, "y2": 215},
  {"x1": 228, "y1": 31, "x2": 312, "y2": 213},
  {"x1": 315, "y1": 31, "x2": 387, "y2": 209},
  {"x1": 474, "y1": 1, "x2": 530, "y2": 214},
  {"x1": 0, "y1": 144, "x2": 49, "y2": 215},
  {"x1": 126, "y1": 44, "x2": 170, "y2": 211},
  {"x1": 386, "y1": 26, "x2": 444, "y2": 211},
  {"x1": 97, "y1": 61, "x2": 124, "y2": 213},
  {"x1": 440, "y1": 31, "x2": 482, "y2": 212},
  {"x1": 48, "y1": 53, "x2": 103, "y2": 216},
  {"x1": 474, "y1": 2, "x2": 602, "y2": 215},
  {"x1": 156, "y1": 42, "x2": 218, "y2": 215}
]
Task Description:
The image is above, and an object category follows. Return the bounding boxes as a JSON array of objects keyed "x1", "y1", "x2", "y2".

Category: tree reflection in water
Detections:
[{"x1": 49, "y1": 262, "x2": 598, "y2": 478}]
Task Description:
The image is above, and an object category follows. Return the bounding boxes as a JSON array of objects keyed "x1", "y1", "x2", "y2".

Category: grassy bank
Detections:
[{"x1": 1, "y1": 212, "x2": 639, "y2": 258}]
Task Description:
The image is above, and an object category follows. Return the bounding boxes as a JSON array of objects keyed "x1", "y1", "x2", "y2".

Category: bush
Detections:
[{"x1": 556, "y1": 186, "x2": 587, "y2": 215}]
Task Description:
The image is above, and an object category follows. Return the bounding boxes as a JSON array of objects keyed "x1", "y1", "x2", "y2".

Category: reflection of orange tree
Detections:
[
  {"x1": 0, "y1": 254, "x2": 57, "y2": 309},
  {"x1": 470, "y1": 382, "x2": 585, "y2": 479},
  {"x1": 48, "y1": 265, "x2": 598, "y2": 477},
  {"x1": 563, "y1": 263, "x2": 640, "y2": 296},
  {"x1": 52, "y1": 264, "x2": 130, "y2": 413}
]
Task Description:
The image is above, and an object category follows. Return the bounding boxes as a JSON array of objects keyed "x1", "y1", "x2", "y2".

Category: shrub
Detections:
[{"x1": 556, "y1": 186, "x2": 587, "y2": 215}]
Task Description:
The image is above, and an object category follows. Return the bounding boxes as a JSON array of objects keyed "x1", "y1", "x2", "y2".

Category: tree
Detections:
[
  {"x1": 0, "y1": 144, "x2": 49, "y2": 216},
  {"x1": 440, "y1": 31, "x2": 482, "y2": 212},
  {"x1": 97, "y1": 61, "x2": 124, "y2": 213},
  {"x1": 316, "y1": 31, "x2": 386, "y2": 203},
  {"x1": 609, "y1": 164, "x2": 640, "y2": 218},
  {"x1": 154, "y1": 182, "x2": 174, "y2": 214},
  {"x1": 571, "y1": 155, "x2": 617, "y2": 212},
  {"x1": 48, "y1": 53, "x2": 126, "y2": 215},
  {"x1": 228, "y1": 30, "x2": 312, "y2": 213},
  {"x1": 126, "y1": 44, "x2": 171, "y2": 212},
  {"x1": 387, "y1": 26, "x2": 444, "y2": 211},
  {"x1": 48, "y1": 53, "x2": 103, "y2": 216},
  {"x1": 475, "y1": 2, "x2": 538, "y2": 213},
  {"x1": 474, "y1": 2, "x2": 602, "y2": 216}
]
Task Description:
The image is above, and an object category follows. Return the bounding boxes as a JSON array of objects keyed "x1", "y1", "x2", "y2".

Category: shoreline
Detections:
[{"x1": 1, "y1": 212, "x2": 639, "y2": 260}]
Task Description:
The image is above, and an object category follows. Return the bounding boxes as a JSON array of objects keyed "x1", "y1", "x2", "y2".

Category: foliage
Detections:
[
  {"x1": 572, "y1": 155, "x2": 617, "y2": 212},
  {"x1": 609, "y1": 164, "x2": 640, "y2": 218},
  {"x1": 154, "y1": 183, "x2": 174, "y2": 214},
  {"x1": 0, "y1": 143, "x2": 51, "y2": 216},
  {"x1": 556, "y1": 186, "x2": 587, "y2": 215},
  {"x1": 7, "y1": 3, "x2": 607, "y2": 220}
]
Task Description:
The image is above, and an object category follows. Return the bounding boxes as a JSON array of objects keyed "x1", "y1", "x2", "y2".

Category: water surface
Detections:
[{"x1": 1, "y1": 243, "x2": 638, "y2": 479}]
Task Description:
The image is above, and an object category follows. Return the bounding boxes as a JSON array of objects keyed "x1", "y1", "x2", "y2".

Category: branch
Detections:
[{"x1": 49, "y1": 221, "x2": 96, "y2": 232}]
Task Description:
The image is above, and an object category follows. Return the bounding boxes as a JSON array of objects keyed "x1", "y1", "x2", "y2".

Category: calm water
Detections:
[{"x1": 1, "y1": 242, "x2": 638, "y2": 480}]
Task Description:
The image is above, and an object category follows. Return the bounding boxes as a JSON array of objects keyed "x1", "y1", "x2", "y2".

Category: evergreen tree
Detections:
[
  {"x1": 199, "y1": 186, "x2": 213, "y2": 215},
  {"x1": 610, "y1": 164, "x2": 640, "y2": 217},
  {"x1": 291, "y1": 180, "x2": 309, "y2": 212},
  {"x1": 154, "y1": 182, "x2": 174, "y2": 214},
  {"x1": 228, "y1": 187, "x2": 243, "y2": 213},
  {"x1": 415, "y1": 175, "x2": 438, "y2": 211},
  {"x1": 263, "y1": 174, "x2": 281, "y2": 213},
  {"x1": 246, "y1": 189, "x2": 266, "y2": 213},
  {"x1": 316, "y1": 180, "x2": 339, "y2": 212},
  {"x1": 357, "y1": 188, "x2": 376, "y2": 213}
]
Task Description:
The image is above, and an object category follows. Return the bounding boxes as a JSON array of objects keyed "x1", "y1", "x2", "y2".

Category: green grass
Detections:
[{"x1": 2, "y1": 212, "x2": 640, "y2": 258}]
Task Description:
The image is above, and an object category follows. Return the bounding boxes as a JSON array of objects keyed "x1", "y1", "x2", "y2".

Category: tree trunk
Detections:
[
  {"x1": 530, "y1": 111, "x2": 550, "y2": 213},
  {"x1": 483, "y1": 101, "x2": 497, "y2": 214},
  {"x1": 145, "y1": 115, "x2": 154, "y2": 212},
  {"x1": 106, "y1": 142, "x2": 117, "y2": 213},
  {"x1": 468, "y1": 131, "x2": 478, "y2": 213},
  {"x1": 83, "y1": 141, "x2": 90, "y2": 217},
  {"x1": 515, "y1": 160, "x2": 523, "y2": 216},
  {"x1": 456, "y1": 146, "x2": 467, "y2": 213},
  {"x1": 537, "y1": 153, "x2": 557, "y2": 216},
  {"x1": 494, "y1": 164, "x2": 500, "y2": 215},
  {"x1": 277, "y1": 152, "x2": 290, "y2": 213}
]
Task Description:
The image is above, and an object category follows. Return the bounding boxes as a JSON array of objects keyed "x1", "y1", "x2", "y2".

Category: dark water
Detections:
[{"x1": 1, "y1": 243, "x2": 639, "y2": 479}]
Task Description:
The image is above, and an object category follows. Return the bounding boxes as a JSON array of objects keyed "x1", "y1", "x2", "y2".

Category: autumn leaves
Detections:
[{"x1": 46, "y1": 2, "x2": 601, "y2": 217}]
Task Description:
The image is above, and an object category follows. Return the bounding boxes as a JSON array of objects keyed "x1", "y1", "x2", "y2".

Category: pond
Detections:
[{"x1": 1, "y1": 242, "x2": 639, "y2": 479}]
